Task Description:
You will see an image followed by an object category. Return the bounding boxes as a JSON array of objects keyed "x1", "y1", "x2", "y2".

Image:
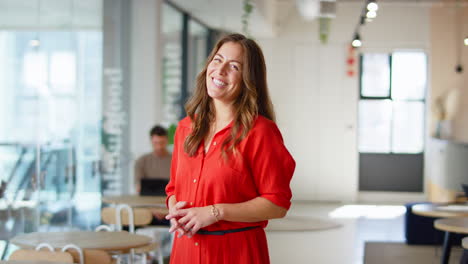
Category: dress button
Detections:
[
  {"x1": 195, "y1": 242, "x2": 199, "y2": 246},
  {"x1": 193, "y1": 179, "x2": 197, "y2": 183},
  {"x1": 213, "y1": 141, "x2": 217, "y2": 146}
]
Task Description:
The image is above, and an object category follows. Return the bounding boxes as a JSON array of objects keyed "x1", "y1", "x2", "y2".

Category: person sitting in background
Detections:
[
  {"x1": 135, "y1": 125, "x2": 172, "y2": 191},
  {"x1": 134, "y1": 125, "x2": 172, "y2": 224}
]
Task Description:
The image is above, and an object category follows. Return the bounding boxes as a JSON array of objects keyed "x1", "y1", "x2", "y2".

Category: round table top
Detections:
[
  {"x1": 434, "y1": 218, "x2": 468, "y2": 234},
  {"x1": 10, "y1": 231, "x2": 151, "y2": 252},
  {"x1": 412, "y1": 204, "x2": 468, "y2": 218},
  {"x1": 0, "y1": 261, "x2": 71, "y2": 264},
  {"x1": 102, "y1": 195, "x2": 166, "y2": 207}
]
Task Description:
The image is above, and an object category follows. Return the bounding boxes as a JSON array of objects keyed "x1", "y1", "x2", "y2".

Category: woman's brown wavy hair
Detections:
[{"x1": 184, "y1": 33, "x2": 275, "y2": 157}]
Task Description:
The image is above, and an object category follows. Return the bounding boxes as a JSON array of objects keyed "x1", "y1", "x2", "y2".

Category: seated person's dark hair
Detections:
[{"x1": 150, "y1": 125, "x2": 167, "y2": 137}]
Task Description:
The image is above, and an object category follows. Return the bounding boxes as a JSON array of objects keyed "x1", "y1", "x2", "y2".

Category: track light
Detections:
[
  {"x1": 352, "y1": 33, "x2": 362, "y2": 48},
  {"x1": 464, "y1": 36, "x2": 468, "y2": 46},
  {"x1": 360, "y1": 16, "x2": 366, "y2": 25},
  {"x1": 352, "y1": 39, "x2": 362, "y2": 48},
  {"x1": 366, "y1": 10, "x2": 377, "y2": 19},
  {"x1": 351, "y1": 1, "x2": 376, "y2": 49},
  {"x1": 367, "y1": 1, "x2": 378, "y2": 12}
]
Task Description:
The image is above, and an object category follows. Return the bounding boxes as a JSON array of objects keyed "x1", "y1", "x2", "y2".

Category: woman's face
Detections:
[{"x1": 206, "y1": 42, "x2": 244, "y2": 104}]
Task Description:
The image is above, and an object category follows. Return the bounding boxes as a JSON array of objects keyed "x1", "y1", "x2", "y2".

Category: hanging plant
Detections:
[
  {"x1": 242, "y1": 0, "x2": 253, "y2": 36},
  {"x1": 319, "y1": 17, "x2": 331, "y2": 44}
]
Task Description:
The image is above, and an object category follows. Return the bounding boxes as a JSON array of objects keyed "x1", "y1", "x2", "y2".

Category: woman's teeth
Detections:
[{"x1": 213, "y1": 78, "x2": 227, "y2": 87}]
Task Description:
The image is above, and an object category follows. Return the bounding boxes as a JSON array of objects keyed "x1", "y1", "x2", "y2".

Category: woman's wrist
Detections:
[
  {"x1": 210, "y1": 205, "x2": 220, "y2": 221},
  {"x1": 212, "y1": 204, "x2": 225, "y2": 221},
  {"x1": 167, "y1": 195, "x2": 176, "y2": 210}
]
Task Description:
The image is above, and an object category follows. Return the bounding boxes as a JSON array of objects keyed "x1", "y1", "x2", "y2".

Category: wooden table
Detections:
[
  {"x1": 412, "y1": 204, "x2": 468, "y2": 264},
  {"x1": 434, "y1": 218, "x2": 468, "y2": 264},
  {"x1": 412, "y1": 203, "x2": 468, "y2": 218},
  {"x1": 102, "y1": 195, "x2": 166, "y2": 208},
  {"x1": 10, "y1": 231, "x2": 151, "y2": 253}
]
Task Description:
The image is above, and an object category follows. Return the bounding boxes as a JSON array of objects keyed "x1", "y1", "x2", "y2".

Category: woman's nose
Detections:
[{"x1": 217, "y1": 63, "x2": 229, "y2": 75}]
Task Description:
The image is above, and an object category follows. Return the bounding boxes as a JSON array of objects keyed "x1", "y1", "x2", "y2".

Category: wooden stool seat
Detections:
[
  {"x1": 101, "y1": 207, "x2": 153, "y2": 226},
  {"x1": 10, "y1": 249, "x2": 73, "y2": 263},
  {"x1": 133, "y1": 242, "x2": 160, "y2": 254},
  {"x1": 68, "y1": 249, "x2": 114, "y2": 264}
]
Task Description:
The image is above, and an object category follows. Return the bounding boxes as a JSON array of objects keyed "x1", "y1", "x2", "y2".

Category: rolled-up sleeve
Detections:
[{"x1": 245, "y1": 121, "x2": 296, "y2": 210}]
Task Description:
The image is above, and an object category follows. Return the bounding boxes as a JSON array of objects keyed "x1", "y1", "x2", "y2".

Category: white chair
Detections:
[
  {"x1": 94, "y1": 225, "x2": 123, "y2": 264},
  {"x1": 62, "y1": 243, "x2": 114, "y2": 264},
  {"x1": 101, "y1": 204, "x2": 163, "y2": 264},
  {"x1": 136, "y1": 226, "x2": 172, "y2": 264}
]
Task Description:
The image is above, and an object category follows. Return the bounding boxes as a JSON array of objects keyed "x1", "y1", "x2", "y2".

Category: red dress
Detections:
[{"x1": 166, "y1": 115, "x2": 296, "y2": 264}]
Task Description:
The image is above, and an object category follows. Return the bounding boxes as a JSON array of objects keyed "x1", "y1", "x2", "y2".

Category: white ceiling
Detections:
[
  {"x1": 170, "y1": 0, "x2": 297, "y2": 37},
  {"x1": 0, "y1": 0, "x2": 102, "y2": 29},
  {"x1": 169, "y1": 0, "x2": 454, "y2": 37},
  {"x1": 0, "y1": 0, "x2": 461, "y2": 33}
]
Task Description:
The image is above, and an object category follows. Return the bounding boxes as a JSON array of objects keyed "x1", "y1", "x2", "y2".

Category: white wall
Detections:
[
  {"x1": 430, "y1": 5, "x2": 468, "y2": 143},
  {"x1": 129, "y1": 0, "x2": 164, "y2": 192},
  {"x1": 259, "y1": 2, "x2": 431, "y2": 202},
  {"x1": 127, "y1": 1, "x2": 432, "y2": 200}
]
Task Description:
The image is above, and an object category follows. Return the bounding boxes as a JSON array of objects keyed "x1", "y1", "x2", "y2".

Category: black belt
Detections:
[{"x1": 196, "y1": 226, "x2": 261, "y2": 235}]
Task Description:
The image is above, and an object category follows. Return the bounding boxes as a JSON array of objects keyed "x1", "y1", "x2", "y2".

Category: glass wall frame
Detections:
[{"x1": 161, "y1": 1, "x2": 215, "y2": 131}]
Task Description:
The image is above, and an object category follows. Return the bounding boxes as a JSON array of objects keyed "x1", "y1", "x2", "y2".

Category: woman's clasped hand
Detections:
[{"x1": 166, "y1": 201, "x2": 218, "y2": 238}]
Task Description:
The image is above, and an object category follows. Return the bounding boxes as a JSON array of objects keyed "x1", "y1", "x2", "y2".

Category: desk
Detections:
[
  {"x1": 102, "y1": 195, "x2": 166, "y2": 208},
  {"x1": 412, "y1": 204, "x2": 468, "y2": 218},
  {"x1": 434, "y1": 218, "x2": 468, "y2": 264},
  {"x1": 10, "y1": 231, "x2": 151, "y2": 253},
  {"x1": 102, "y1": 195, "x2": 169, "y2": 222}
]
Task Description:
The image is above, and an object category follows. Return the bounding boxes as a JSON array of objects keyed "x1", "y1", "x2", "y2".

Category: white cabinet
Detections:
[{"x1": 425, "y1": 138, "x2": 468, "y2": 202}]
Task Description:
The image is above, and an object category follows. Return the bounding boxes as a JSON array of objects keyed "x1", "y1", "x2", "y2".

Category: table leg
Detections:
[{"x1": 441, "y1": 231, "x2": 453, "y2": 264}]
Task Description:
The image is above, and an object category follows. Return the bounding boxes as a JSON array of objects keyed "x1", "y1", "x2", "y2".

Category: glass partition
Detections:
[
  {"x1": 0, "y1": 0, "x2": 103, "y2": 244},
  {"x1": 161, "y1": 3, "x2": 183, "y2": 127},
  {"x1": 160, "y1": 2, "x2": 212, "y2": 128},
  {"x1": 187, "y1": 20, "x2": 209, "y2": 94}
]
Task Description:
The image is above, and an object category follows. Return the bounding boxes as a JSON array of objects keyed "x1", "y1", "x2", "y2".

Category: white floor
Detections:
[{"x1": 267, "y1": 202, "x2": 406, "y2": 264}]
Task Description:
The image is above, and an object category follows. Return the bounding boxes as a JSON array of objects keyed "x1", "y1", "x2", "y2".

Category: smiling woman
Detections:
[{"x1": 165, "y1": 33, "x2": 296, "y2": 264}]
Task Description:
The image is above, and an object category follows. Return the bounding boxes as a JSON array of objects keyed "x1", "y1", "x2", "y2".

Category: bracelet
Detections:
[{"x1": 210, "y1": 205, "x2": 220, "y2": 222}]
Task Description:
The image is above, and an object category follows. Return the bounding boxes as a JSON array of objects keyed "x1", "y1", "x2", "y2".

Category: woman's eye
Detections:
[
  {"x1": 213, "y1": 58, "x2": 221, "y2": 62},
  {"x1": 231, "y1": 64, "x2": 239, "y2": 71}
]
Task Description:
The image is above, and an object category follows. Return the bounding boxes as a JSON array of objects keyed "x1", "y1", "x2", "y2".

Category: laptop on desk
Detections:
[{"x1": 139, "y1": 178, "x2": 169, "y2": 196}]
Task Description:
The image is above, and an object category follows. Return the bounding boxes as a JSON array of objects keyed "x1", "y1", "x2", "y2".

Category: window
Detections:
[
  {"x1": 160, "y1": 3, "x2": 212, "y2": 126},
  {"x1": 358, "y1": 51, "x2": 427, "y2": 154},
  {"x1": 188, "y1": 20, "x2": 209, "y2": 93}
]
